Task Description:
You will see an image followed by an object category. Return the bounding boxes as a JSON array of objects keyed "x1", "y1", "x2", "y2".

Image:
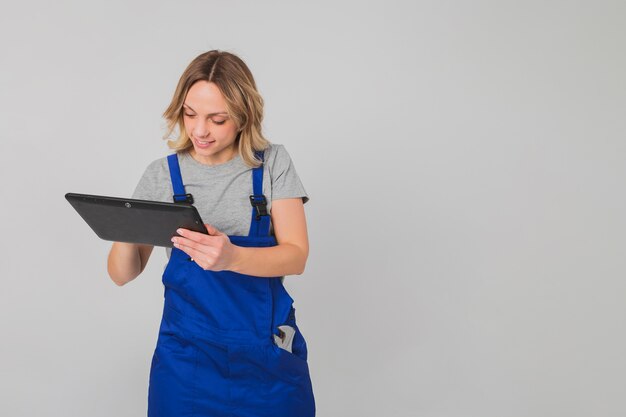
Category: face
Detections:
[{"x1": 183, "y1": 80, "x2": 240, "y2": 165}]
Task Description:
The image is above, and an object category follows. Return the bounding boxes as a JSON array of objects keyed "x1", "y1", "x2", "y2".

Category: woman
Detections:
[{"x1": 107, "y1": 50, "x2": 316, "y2": 417}]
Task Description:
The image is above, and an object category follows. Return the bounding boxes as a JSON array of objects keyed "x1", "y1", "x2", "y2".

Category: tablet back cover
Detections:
[{"x1": 65, "y1": 193, "x2": 207, "y2": 247}]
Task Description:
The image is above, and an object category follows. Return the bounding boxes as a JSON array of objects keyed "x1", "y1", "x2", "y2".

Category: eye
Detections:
[
  {"x1": 212, "y1": 120, "x2": 226, "y2": 125},
  {"x1": 184, "y1": 113, "x2": 196, "y2": 118}
]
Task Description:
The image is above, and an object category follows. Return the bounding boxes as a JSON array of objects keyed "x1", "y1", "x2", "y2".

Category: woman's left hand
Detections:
[{"x1": 171, "y1": 224, "x2": 239, "y2": 271}]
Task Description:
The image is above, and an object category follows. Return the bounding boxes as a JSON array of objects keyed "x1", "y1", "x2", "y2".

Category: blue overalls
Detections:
[{"x1": 147, "y1": 150, "x2": 316, "y2": 417}]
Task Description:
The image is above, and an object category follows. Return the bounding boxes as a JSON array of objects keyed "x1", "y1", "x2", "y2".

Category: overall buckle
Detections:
[
  {"x1": 249, "y1": 195, "x2": 268, "y2": 220},
  {"x1": 173, "y1": 193, "x2": 194, "y2": 204}
]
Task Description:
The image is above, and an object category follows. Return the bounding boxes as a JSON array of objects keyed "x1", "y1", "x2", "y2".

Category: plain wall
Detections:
[{"x1": 1, "y1": 1, "x2": 625, "y2": 416}]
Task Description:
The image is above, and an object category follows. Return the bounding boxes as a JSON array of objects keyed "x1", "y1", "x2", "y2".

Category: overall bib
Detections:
[{"x1": 147, "y1": 150, "x2": 316, "y2": 417}]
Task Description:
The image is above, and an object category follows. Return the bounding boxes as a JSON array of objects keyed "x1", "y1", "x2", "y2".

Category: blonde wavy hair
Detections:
[{"x1": 163, "y1": 50, "x2": 270, "y2": 168}]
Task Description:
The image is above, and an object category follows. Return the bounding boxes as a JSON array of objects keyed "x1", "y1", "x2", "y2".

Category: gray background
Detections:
[{"x1": 1, "y1": 1, "x2": 625, "y2": 416}]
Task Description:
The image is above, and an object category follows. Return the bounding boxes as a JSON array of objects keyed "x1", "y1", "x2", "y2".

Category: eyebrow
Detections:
[{"x1": 182, "y1": 103, "x2": 228, "y2": 116}]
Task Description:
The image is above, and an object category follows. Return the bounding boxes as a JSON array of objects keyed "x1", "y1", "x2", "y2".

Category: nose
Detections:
[{"x1": 192, "y1": 120, "x2": 210, "y2": 138}]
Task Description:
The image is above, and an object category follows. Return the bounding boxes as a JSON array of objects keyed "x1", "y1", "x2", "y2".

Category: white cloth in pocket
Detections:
[{"x1": 273, "y1": 325, "x2": 296, "y2": 353}]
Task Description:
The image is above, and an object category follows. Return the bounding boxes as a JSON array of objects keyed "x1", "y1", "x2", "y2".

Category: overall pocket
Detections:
[
  {"x1": 276, "y1": 307, "x2": 309, "y2": 362},
  {"x1": 269, "y1": 341, "x2": 310, "y2": 385}
]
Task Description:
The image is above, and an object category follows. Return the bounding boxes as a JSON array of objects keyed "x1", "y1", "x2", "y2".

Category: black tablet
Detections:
[{"x1": 65, "y1": 193, "x2": 208, "y2": 247}]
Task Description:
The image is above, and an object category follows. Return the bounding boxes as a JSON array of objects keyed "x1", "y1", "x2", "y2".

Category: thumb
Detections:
[{"x1": 204, "y1": 224, "x2": 223, "y2": 236}]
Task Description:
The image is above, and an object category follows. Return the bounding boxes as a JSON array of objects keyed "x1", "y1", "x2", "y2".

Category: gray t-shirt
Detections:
[{"x1": 132, "y1": 143, "x2": 309, "y2": 259}]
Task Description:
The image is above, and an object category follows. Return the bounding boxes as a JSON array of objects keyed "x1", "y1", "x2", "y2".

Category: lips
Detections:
[{"x1": 194, "y1": 138, "x2": 216, "y2": 148}]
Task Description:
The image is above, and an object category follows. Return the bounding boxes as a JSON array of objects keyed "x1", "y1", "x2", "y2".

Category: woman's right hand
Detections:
[{"x1": 107, "y1": 242, "x2": 154, "y2": 286}]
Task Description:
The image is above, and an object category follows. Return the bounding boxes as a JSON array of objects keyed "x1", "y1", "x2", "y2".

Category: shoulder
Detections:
[
  {"x1": 141, "y1": 154, "x2": 176, "y2": 176},
  {"x1": 134, "y1": 154, "x2": 174, "y2": 186},
  {"x1": 132, "y1": 154, "x2": 175, "y2": 200},
  {"x1": 262, "y1": 143, "x2": 292, "y2": 170}
]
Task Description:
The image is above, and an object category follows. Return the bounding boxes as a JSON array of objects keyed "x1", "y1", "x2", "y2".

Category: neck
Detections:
[{"x1": 190, "y1": 144, "x2": 239, "y2": 166}]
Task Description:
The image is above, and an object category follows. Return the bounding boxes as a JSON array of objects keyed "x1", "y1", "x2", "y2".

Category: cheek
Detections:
[
  {"x1": 223, "y1": 124, "x2": 239, "y2": 139},
  {"x1": 210, "y1": 125, "x2": 236, "y2": 140},
  {"x1": 183, "y1": 119, "x2": 194, "y2": 132}
]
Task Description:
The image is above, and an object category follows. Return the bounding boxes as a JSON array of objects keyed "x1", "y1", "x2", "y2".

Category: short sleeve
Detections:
[
  {"x1": 132, "y1": 165, "x2": 155, "y2": 200},
  {"x1": 269, "y1": 144, "x2": 309, "y2": 204},
  {"x1": 131, "y1": 158, "x2": 170, "y2": 202}
]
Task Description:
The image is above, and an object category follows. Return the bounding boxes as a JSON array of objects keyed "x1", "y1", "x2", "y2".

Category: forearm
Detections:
[
  {"x1": 107, "y1": 242, "x2": 142, "y2": 286},
  {"x1": 230, "y1": 243, "x2": 307, "y2": 278}
]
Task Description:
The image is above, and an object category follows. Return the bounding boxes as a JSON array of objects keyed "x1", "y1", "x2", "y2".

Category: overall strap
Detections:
[
  {"x1": 248, "y1": 150, "x2": 271, "y2": 237},
  {"x1": 167, "y1": 153, "x2": 194, "y2": 204}
]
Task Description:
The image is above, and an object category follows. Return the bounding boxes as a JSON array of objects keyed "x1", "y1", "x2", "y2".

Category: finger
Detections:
[
  {"x1": 204, "y1": 224, "x2": 223, "y2": 236},
  {"x1": 172, "y1": 236, "x2": 211, "y2": 254},
  {"x1": 206, "y1": 224, "x2": 216, "y2": 235},
  {"x1": 174, "y1": 243, "x2": 202, "y2": 263},
  {"x1": 177, "y1": 228, "x2": 218, "y2": 243},
  {"x1": 176, "y1": 244, "x2": 219, "y2": 270}
]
